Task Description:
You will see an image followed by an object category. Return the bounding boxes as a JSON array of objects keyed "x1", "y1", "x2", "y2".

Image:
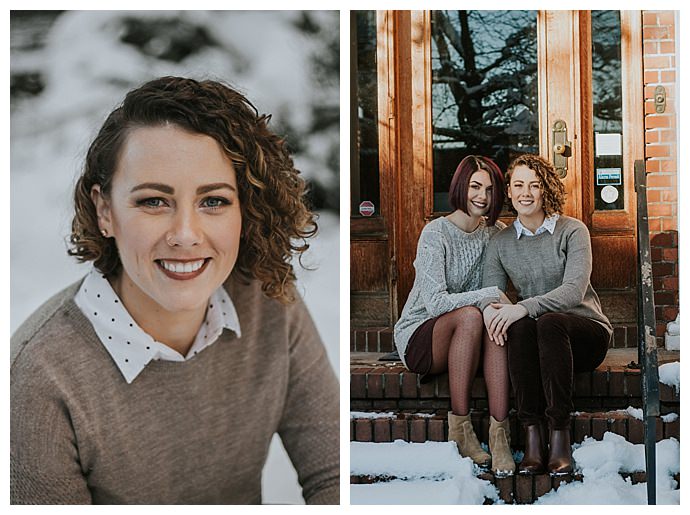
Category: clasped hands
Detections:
[{"x1": 482, "y1": 293, "x2": 528, "y2": 346}]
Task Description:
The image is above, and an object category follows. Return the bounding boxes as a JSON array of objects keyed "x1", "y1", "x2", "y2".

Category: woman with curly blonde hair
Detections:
[
  {"x1": 479, "y1": 153, "x2": 612, "y2": 477},
  {"x1": 11, "y1": 77, "x2": 338, "y2": 505}
]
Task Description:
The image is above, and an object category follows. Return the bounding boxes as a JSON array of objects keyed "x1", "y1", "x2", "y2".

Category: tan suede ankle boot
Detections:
[
  {"x1": 488, "y1": 415, "x2": 516, "y2": 477},
  {"x1": 447, "y1": 412, "x2": 491, "y2": 467}
]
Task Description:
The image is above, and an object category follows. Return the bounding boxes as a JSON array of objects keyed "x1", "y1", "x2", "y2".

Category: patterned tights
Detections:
[{"x1": 429, "y1": 306, "x2": 510, "y2": 420}]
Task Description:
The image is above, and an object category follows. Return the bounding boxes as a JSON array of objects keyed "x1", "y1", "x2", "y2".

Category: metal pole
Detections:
[{"x1": 635, "y1": 159, "x2": 661, "y2": 505}]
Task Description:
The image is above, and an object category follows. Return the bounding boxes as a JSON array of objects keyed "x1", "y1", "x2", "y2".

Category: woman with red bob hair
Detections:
[{"x1": 394, "y1": 155, "x2": 515, "y2": 477}]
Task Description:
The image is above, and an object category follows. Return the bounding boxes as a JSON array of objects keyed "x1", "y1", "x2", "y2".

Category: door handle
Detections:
[{"x1": 552, "y1": 119, "x2": 571, "y2": 178}]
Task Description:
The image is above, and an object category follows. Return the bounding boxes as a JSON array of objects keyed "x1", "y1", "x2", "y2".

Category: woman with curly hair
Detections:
[
  {"x1": 394, "y1": 155, "x2": 515, "y2": 477},
  {"x1": 10, "y1": 77, "x2": 338, "y2": 504},
  {"x1": 479, "y1": 153, "x2": 612, "y2": 476}
]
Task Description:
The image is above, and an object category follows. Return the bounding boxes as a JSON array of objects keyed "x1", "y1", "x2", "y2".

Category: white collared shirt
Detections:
[
  {"x1": 74, "y1": 267, "x2": 241, "y2": 384},
  {"x1": 514, "y1": 214, "x2": 560, "y2": 239}
]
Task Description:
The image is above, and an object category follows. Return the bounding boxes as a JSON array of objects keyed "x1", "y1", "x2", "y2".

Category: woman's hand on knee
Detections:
[
  {"x1": 482, "y1": 306, "x2": 506, "y2": 346},
  {"x1": 488, "y1": 304, "x2": 528, "y2": 344}
]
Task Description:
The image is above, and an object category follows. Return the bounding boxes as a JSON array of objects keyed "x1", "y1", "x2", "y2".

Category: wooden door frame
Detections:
[{"x1": 350, "y1": 10, "x2": 397, "y2": 327}]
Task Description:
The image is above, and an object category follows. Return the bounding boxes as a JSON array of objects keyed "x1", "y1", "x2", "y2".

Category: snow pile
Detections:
[
  {"x1": 351, "y1": 433, "x2": 680, "y2": 504},
  {"x1": 536, "y1": 432, "x2": 680, "y2": 505},
  {"x1": 658, "y1": 362, "x2": 680, "y2": 393},
  {"x1": 350, "y1": 440, "x2": 499, "y2": 504}
]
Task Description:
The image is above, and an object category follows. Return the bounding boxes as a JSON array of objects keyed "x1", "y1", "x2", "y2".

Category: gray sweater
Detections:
[
  {"x1": 480, "y1": 215, "x2": 612, "y2": 337},
  {"x1": 11, "y1": 273, "x2": 339, "y2": 505},
  {"x1": 394, "y1": 217, "x2": 504, "y2": 366}
]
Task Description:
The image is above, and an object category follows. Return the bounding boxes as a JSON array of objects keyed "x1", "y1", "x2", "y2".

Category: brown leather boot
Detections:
[
  {"x1": 447, "y1": 412, "x2": 491, "y2": 467},
  {"x1": 548, "y1": 428, "x2": 573, "y2": 476},
  {"x1": 518, "y1": 423, "x2": 547, "y2": 475}
]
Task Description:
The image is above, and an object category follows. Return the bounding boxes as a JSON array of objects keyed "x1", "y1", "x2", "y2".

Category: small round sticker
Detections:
[
  {"x1": 359, "y1": 200, "x2": 375, "y2": 217},
  {"x1": 601, "y1": 185, "x2": 619, "y2": 204}
]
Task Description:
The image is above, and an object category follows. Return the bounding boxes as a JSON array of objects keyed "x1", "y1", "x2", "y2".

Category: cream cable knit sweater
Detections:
[{"x1": 394, "y1": 217, "x2": 504, "y2": 367}]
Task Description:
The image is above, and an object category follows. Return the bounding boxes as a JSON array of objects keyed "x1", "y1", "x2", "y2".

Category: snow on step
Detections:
[
  {"x1": 351, "y1": 433, "x2": 680, "y2": 505},
  {"x1": 350, "y1": 440, "x2": 499, "y2": 504},
  {"x1": 573, "y1": 432, "x2": 679, "y2": 478},
  {"x1": 537, "y1": 433, "x2": 680, "y2": 504},
  {"x1": 349, "y1": 411, "x2": 396, "y2": 419},
  {"x1": 350, "y1": 411, "x2": 435, "y2": 419},
  {"x1": 351, "y1": 440, "x2": 470, "y2": 480},
  {"x1": 659, "y1": 361, "x2": 680, "y2": 393},
  {"x1": 351, "y1": 478, "x2": 494, "y2": 505},
  {"x1": 661, "y1": 413, "x2": 678, "y2": 423}
]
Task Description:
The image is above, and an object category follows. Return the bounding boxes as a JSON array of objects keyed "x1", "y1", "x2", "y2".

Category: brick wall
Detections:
[{"x1": 642, "y1": 10, "x2": 679, "y2": 340}]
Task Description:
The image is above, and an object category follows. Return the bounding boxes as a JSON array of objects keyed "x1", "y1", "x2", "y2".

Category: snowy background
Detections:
[{"x1": 10, "y1": 11, "x2": 339, "y2": 505}]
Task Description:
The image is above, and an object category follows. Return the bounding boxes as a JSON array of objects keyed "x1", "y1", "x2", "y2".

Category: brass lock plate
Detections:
[{"x1": 552, "y1": 119, "x2": 571, "y2": 179}]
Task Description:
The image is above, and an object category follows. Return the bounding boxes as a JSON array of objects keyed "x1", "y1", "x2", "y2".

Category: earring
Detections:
[{"x1": 101, "y1": 229, "x2": 108, "y2": 237}]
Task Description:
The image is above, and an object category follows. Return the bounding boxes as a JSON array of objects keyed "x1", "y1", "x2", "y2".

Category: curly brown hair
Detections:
[
  {"x1": 506, "y1": 154, "x2": 566, "y2": 216},
  {"x1": 68, "y1": 76, "x2": 317, "y2": 303}
]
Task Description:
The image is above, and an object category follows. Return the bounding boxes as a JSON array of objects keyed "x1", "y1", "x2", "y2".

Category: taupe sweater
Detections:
[
  {"x1": 480, "y1": 215, "x2": 613, "y2": 337},
  {"x1": 10, "y1": 273, "x2": 339, "y2": 505}
]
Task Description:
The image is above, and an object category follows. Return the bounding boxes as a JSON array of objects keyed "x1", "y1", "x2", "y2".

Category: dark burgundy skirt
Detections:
[{"x1": 404, "y1": 316, "x2": 440, "y2": 378}]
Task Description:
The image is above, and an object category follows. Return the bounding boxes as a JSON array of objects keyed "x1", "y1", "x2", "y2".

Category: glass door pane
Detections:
[
  {"x1": 431, "y1": 10, "x2": 538, "y2": 212},
  {"x1": 592, "y1": 10, "x2": 624, "y2": 211},
  {"x1": 351, "y1": 10, "x2": 381, "y2": 217}
]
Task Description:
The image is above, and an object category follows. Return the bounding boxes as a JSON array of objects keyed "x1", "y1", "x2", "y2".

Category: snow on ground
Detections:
[
  {"x1": 351, "y1": 440, "x2": 499, "y2": 504},
  {"x1": 351, "y1": 433, "x2": 680, "y2": 505},
  {"x1": 537, "y1": 433, "x2": 680, "y2": 504},
  {"x1": 292, "y1": 211, "x2": 339, "y2": 375},
  {"x1": 659, "y1": 361, "x2": 680, "y2": 393}
]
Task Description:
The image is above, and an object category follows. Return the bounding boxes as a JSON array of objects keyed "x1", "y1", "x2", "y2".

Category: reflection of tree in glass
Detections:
[
  {"x1": 353, "y1": 11, "x2": 380, "y2": 210},
  {"x1": 592, "y1": 10, "x2": 622, "y2": 132},
  {"x1": 431, "y1": 10, "x2": 538, "y2": 173},
  {"x1": 356, "y1": 12, "x2": 379, "y2": 168}
]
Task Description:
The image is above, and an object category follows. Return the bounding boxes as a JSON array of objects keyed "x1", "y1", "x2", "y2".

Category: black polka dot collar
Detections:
[{"x1": 74, "y1": 267, "x2": 241, "y2": 383}]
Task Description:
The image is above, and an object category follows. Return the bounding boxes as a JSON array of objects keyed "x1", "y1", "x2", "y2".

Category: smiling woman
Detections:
[
  {"x1": 10, "y1": 77, "x2": 339, "y2": 505},
  {"x1": 89, "y1": 126, "x2": 243, "y2": 355}
]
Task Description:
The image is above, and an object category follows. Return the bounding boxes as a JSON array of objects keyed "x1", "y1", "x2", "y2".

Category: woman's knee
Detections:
[
  {"x1": 455, "y1": 306, "x2": 484, "y2": 331},
  {"x1": 436, "y1": 307, "x2": 483, "y2": 347},
  {"x1": 506, "y1": 315, "x2": 536, "y2": 339},
  {"x1": 441, "y1": 306, "x2": 482, "y2": 327},
  {"x1": 536, "y1": 313, "x2": 568, "y2": 335}
]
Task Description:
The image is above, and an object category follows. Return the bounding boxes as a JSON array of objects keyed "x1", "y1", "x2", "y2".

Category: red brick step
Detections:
[
  {"x1": 352, "y1": 323, "x2": 646, "y2": 352},
  {"x1": 350, "y1": 349, "x2": 680, "y2": 413},
  {"x1": 350, "y1": 410, "x2": 680, "y2": 445}
]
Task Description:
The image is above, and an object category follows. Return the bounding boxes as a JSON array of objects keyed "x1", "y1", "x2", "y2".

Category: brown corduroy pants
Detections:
[{"x1": 506, "y1": 313, "x2": 610, "y2": 430}]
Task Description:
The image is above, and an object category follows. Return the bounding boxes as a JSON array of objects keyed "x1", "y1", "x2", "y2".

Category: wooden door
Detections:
[
  {"x1": 350, "y1": 11, "x2": 397, "y2": 328},
  {"x1": 540, "y1": 11, "x2": 643, "y2": 325}
]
